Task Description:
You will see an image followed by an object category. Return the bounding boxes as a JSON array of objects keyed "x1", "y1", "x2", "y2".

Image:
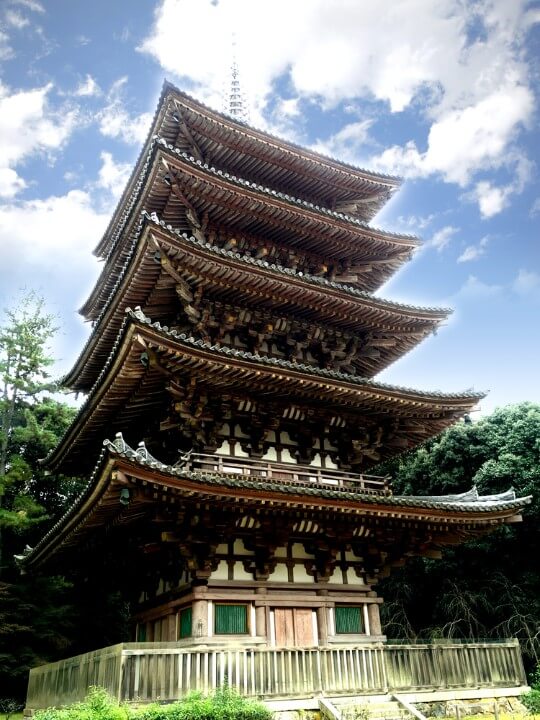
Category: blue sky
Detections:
[{"x1": 0, "y1": 0, "x2": 538, "y2": 415}]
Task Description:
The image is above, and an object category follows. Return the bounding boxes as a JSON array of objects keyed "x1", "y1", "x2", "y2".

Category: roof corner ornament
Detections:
[{"x1": 113, "y1": 431, "x2": 127, "y2": 453}]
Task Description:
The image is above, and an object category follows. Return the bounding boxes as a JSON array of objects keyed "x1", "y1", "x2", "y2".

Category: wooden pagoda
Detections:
[{"x1": 23, "y1": 83, "x2": 530, "y2": 662}]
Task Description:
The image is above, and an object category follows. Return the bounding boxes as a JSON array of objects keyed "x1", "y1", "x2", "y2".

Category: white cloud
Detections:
[
  {"x1": 11, "y1": 0, "x2": 45, "y2": 12},
  {"x1": 278, "y1": 98, "x2": 301, "y2": 118},
  {"x1": 98, "y1": 77, "x2": 152, "y2": 145},
  {"x1": 5, "y1": 9, "x2": 29, "y2": 28},
  {"x1": 513, "y1": 269, "x2": 540, "y2": 296},
  {"x1": 311, "y1": 119, "x2": 374, "y2": 162},
  {"x1": 141, "y1": 0, "x2": 475, "y2": 113},
  {"x1": 0, "y1": 30, "x2": 14, "y2": 60},
  {"x1": 97, "y1": 151, "x2": 132, "y2": 199},
  {"x1": 455, "y1": 274, "x2": 503, "y2": 299},
  {"x1": 457, "y1": 236, "x2": 489, "y2": 263},
  {"x1": 371, "y1": 85, "x2": 533, "y2": 187},
  {"x1": 0, "y1": 190, "x2": 108, "y2": 271},
  {"x1": 471, "y1": 181, "x2": 511, "y2": 219},
  {"x1": 430, "y1": 225, "x2": 458, "y2": 252},
  {"x1": 0, "y1": 167, "x2": 26, "y2": 198},
  {"x1": 75, "y1": 74, "x2": 100, "y2": 97},
  {"x1": 530, "y1": 198, "x2": 540, "y2": 217},
  {"x1": 140, "y1": 1, "x2": 534, "y2": 217},
  {"x1": 141, "y1": 1, "x2": 533, "y2": 121},
  {"x1": 464, "y1": 151, "x2": 532, "y2": 218},
  {"x1": 397, "y1": 214, "x2": 436, "y2": 232},
  {"x1": 0, "y1": 82, "x2": 77, "y2": 197}
]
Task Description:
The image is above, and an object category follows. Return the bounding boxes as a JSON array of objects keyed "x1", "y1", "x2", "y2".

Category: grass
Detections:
[{"x1": 0, "y1": 713, "x2": 23, "y2": 720}]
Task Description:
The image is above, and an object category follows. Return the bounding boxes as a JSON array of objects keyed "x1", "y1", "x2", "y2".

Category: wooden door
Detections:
[{"x1": 274, "y1": 608, "x2": 314, "y2": 647}]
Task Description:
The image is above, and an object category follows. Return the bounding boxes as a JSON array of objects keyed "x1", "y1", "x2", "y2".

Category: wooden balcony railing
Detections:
[
  {"x1": 182, "y1": 453, "x2": 391, "y2": 496},
  {"x1": 26, "y1": 640, "x2": 527, "y2": 711}
]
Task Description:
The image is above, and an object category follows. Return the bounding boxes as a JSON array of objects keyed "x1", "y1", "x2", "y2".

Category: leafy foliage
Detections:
[
  {"x1": 522, "y1": 665, "x2": 540, "y2": 713},
  {"x1": 0, "y1": 294, "x2": 83, "y2": 700},
  {"x1": 33, "y1": 687, "x2": 272, "y2": 720},
  {"x1": 0, "y1": 698, "x2": 23, "y2": 720},
  {"x1": 33, "y1": 687, "x2": 128, "y2": 720},
  {"x1": 0, "y1": 293, "x2": 58, "y2": 568},
  {"x1": 377, "y1": 403, "x2": 540, "y2": 670}
]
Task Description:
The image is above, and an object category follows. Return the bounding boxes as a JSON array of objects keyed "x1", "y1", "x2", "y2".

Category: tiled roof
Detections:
[
  {"x1": 98, "y1": 79, "x2": 402, "y2": 262},
  {"x1": 45, "y1": 306, "x2": 483, "y2": 475},
  {"x1": 155, "y1": 138, "x2": 416, "y2": 241},
  {"x1": 144, "y1": 212, "x2": 447, "y2": 314},
  {"x1": 125, "y1": 306, "x2": 482, "y2": 400},
  {"x1": 20, "y1": 433, "x2": 531, "y2": 568},
  {"x1": 98, "y1": 135, "x2": 417, "y2": 268},
  {"x1": 162, "y1": 80, "x2": 403, "y2": 184},
  {"x1": 66, "y1": 212, "x2": 450, "y2": 389},
  {"x1": 104, "y1": 434, "x2": 527, "y2": 511}
]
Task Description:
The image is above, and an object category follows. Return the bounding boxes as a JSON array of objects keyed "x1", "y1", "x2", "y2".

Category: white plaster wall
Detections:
[
  {"x1": 345, "y1": 569, "x2": 365, "y2": 585},
  {"x1": 293, "y1": 564, "x2": 313, "y2": 583},
  {"x1": 270, "y1": 563, "x2": 289, "y2": 582},
  {"x1": 211, "y1": 560, "x2": 229, "y2": 580},
  {"x1": 233, "y1": 561, "x2": 253, "y2": 580},
  {"x1": 327, "y1": 568, "x2": 341, "y2": 585},
  {"x1": 233, "y1": 538, "x2": 254, "y2": 555},
  {"x1": 291, "y1": 543, "x2": 313, "y2": 560},
  {"x1": 262, "y1": 446, "x2": 278, "y2": 461}
]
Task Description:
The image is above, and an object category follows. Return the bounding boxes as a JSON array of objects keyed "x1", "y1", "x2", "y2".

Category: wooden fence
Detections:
[{"x1": 26, "y1": 640, "x2": 527, "y2": 711}]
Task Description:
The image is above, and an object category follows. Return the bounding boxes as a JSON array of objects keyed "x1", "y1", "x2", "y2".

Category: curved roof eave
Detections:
[
  {"x1": 22, "y1": 434, "x2": 531, "y2": 570},
  {"x1": 45, "y1": 307, "x2": 485, "y2": 474}
]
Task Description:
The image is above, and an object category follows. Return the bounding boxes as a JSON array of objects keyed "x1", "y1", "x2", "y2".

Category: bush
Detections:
[
  {"x1": 132, "y1": 687, "x2": 272, "y2": 720},
  {"x1": 521, "y1": 688, "x2": 540, "y2": 715},
  {"x1": 32, "y1": 686, "x2": 272, "y2": 720},
  {"x1": 34, "y1": 687, "x2": 128, "y2": 720}
]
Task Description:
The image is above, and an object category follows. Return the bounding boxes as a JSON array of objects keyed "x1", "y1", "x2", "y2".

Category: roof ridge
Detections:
[
  {"x1": 144, "y1": 212, "x2": 449, "y2": 314},
  {"x1": 126, "y1": 305, "x2": 483, "y2": 400},
  {"x1": 65, "y1": 212, "x2": 448, "y2": 391},
  {"x1": 156, "y1": 137, "x2": 418, "y2": 241},
  {"x1": 24, "y1": 433, "x2": 531, "y2": 568},
  {"x1": 162, "y1": 79, "x2": 403, "y2": 184}
]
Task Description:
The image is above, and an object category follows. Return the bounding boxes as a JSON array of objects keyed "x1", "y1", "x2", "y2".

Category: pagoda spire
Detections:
[{"x1": 224, "y1": 36, "x2": 249, "y2": 123}]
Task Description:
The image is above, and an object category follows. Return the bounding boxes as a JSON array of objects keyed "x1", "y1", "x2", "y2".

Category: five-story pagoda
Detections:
[{"x1": 23, "y1": 82, "x2": 529, "y2": 652}]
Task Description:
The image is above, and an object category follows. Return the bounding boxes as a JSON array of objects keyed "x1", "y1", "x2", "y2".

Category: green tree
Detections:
[
  {"x1": 0, "y1": 294, "x2": 84, "y2": 701},
  {"x1": 377, "y1": 403, "x2": 540, "y2": 668},
  {"x1": 0, "y1": 293, "x2": 58, "y2": 576}
]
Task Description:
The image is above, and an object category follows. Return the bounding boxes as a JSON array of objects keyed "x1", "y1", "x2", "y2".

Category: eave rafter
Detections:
[
  {"x1": 167, "y1": 86, "x2": 401, "y2": 217},
  {"x1": 64, "y1": 218, "x2": 447, "y2": 391},
  {"x1": 171, "y1": 103, "x2": 205, "y2": 164},
  {"x1": 49, "y1": 309, "x2": 483, "y2": 475},
  {"x1": 24, "y1": 438, "x2": 530, "y2": 571},
  {"x1": 84, "y1": 139, "x2": 417, "y2": 320},
  {"x1": 155, "y1": 146, "x2": 417, "y2": 259}
]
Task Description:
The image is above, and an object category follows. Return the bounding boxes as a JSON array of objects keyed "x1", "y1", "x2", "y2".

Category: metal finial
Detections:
[{"x1": 224, "y1": 35, "x2": 249, "y2": 123}]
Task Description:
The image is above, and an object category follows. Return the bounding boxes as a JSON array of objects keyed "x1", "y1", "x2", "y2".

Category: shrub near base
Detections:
[
  {"x1": 33, "y1": 687, "x2": 272, "y2": 720},
  {"x1": 33, "y1": 688, "x2": 128, "y2": 720}
]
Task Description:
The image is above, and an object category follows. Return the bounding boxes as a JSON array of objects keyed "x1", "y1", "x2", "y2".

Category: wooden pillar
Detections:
[
  {"x1": 367, "y1": 602, "x2": 382, "y2": 636},
  {"x1": 255, "y1": 588, "x2": 267, "y2": 638},
  {"x1": 316, "y1": 606, "x2": 329, "y2": 646},
  {"x1": 166, "y1": 612, "x2": 177, "y2": 641},
  {"x1": 192, "y1": 596, "x2": 209, "y2": 639}
]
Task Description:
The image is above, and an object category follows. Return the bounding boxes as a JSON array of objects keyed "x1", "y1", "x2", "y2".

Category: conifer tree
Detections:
[{"x1": 0, "y1": 292, "x2": 57, "y2": 577}]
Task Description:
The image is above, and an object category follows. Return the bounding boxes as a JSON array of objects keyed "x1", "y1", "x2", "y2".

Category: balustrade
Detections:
[
  {"x1": 183, "y1": 453, "x2": 391, "y2": 496},
  {"x1": 26, "y1": 640, "x2": 526, "y2": 710}
]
